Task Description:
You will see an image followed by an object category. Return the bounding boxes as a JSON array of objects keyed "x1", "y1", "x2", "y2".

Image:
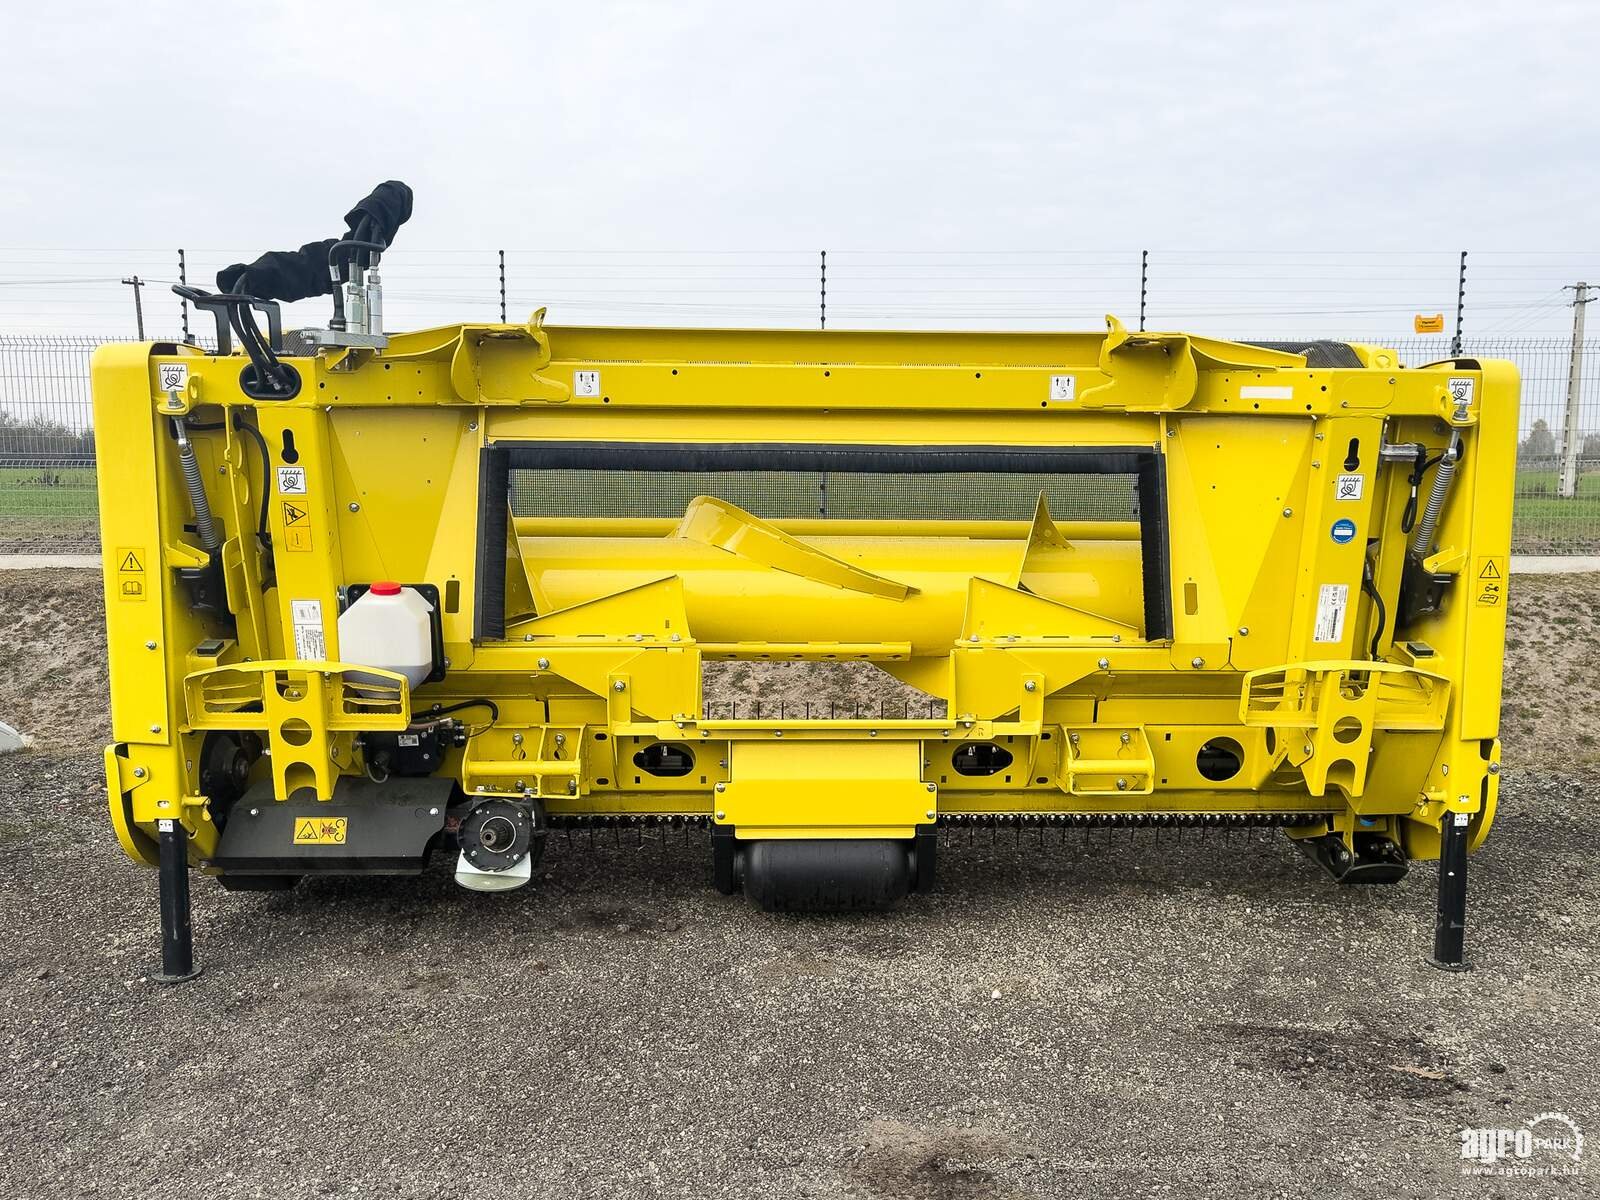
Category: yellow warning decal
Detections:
[
  {"x1": 1474, "y1": 556, "x2": 1506, "y2": 607},
  {"x1": 282, "y1": 501, "x2": 312, "y2": 552},
  {"x1": 115, "y1": 547, "x2": 146, "y2": 602},
  {"x1": 293, "y1": 817, "x2": 347, "y2": 845}
]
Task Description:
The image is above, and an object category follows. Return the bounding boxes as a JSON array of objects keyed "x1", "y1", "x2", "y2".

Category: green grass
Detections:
[
  {"x1": 1512, "y1": 468, "x2": 1600, "y2": 553},
  {"x1": 0, "y1": 466, "x2": 98, "y2": 549}
]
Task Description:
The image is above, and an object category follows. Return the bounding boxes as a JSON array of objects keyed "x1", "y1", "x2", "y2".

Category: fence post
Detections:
[
  {"x1": 498, "y1": 250, "x2": 506, "y2": 323},
  {"x1": 1139, "y1": 250, "x2": 1149, "y2": 331},
  {"x1": 819, "y1": 250, "x2": 827, "y2": 330},
  {"x1": 1451, "y1": 250, "x2": 1467, "y2": 357},
  {"x1": 178, "y1": 249, "x2": 191, "y2": 341},
  {"x1": 1558, "y1": 282, "x2": 1592, "y2": 500}
]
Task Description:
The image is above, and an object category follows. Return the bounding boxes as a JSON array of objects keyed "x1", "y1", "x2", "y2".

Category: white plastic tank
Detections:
[{"x1": 337, "y1": 581, "x2": 435, "y2": 690}]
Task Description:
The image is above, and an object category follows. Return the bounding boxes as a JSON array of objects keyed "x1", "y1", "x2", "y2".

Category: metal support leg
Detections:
[
  {"x1": 155, "y1": 819, "x2": 202, "y2": 983},
  {"x1": 1431, "y1": 813, "x2": 1470, "y2": 971}
]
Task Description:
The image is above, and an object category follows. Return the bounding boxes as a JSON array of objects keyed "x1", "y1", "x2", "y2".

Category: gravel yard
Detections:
[{"x1": 1, "y1": 569, "x2": 1597, "y2": 1198}]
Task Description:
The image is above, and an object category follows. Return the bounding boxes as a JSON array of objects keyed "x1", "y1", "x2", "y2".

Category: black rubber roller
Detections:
[{"x1": 741, "y1": 839, "x2": 912, "y2": 912}]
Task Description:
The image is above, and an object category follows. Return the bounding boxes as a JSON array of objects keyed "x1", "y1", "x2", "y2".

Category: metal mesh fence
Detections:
[
  {"x1": 2, "y1": 330, "x2": 1596, "y2": 555},
  {"x1": 509, "y1": 468, "x2": 1138, "y2": 522}
]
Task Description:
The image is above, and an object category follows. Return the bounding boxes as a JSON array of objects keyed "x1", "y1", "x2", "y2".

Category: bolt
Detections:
[
  {"x1": 1119, "y1": 732, "x2": 1131, "y2": 745},
  {"x1": 348, "y1": 502, "x2": 360, "y2": 512},
  {"x1": 511, "y1": 732, "x2": 523, "y2": 745},
  {"x1": 926, "y1": 782, "x2": 936, "y2": 792},
  {"x1": 1311, "y1": 460, "x2": 1321, "y2": 469},
  {"x1": 145, "y1": 640, "x2": 157, "y2": 650},
  {"x1": 670, "y1": 633, "x2": 681, "y2": 642},
  {"x1": 1116, "y1": 778, "x2": 1128, "y2": 791},
  {"x1": 715, "y1": 810, "x2": 726, "y2": 820},
  {"x1": 524, "y1": 634, "x2": 533, "y2": 642},
  {"x1": 1097, "y1": 657, "x2": 1110, "y2": 670},
  {"x1": 1024, "y1": 680, "x2": 1037, "y2": 692},
  {"x1": 926, "y1": 810, "x2": 936, "y2": 820},
  {"x1": 537, "y1": 657, "x2": 550, "y2": 670},
  {"x1": 156, "y1": 799, "x2": 170, "y2": 809},
  {"x1": 1113, "y1": 634, "x2": 1122, "y2": 643},
  {"x1": 132, "y1": 767, "x2": 146, "y2": 779},
  {"x1": 1191, "y1": 657, "x2": 1205, "y2": 669},
  {"x1": 468, "y1": 421, "x2": 478, "y2": 431},
  {"x1": 715, "y1": 782, "x2": 726, "y2": 792},
  {"x1": 613, "y1": 680, "x2": 626, "y2": 692},
  {"x1": 249, "y1": 807, "x2": 260, "y2": 817},
  {"x1": 1282, "y1": 507, "x2": 1293, "y2": 517},
  {"x1": 774, "y1": 730, "x2": 783, "y2": 738},
  {"x1": 429, "y1": 807, "x2": 439, "y2": 816},
  {"x1": 1238, "y1": 626, "x2": 1250, "y2": 636},
  {"x1": 516, "y1": 780, "x2": 525, "y2": 791},
  {"x1": 1488, "y1": 762, "x2": 1501, "y2": 776},
  {"x1": 149, "y1": 724, "x2": 161, "y2": 734},
  {"x1": 869, "y1": 729, "x2": 878, "y2": 737},
  {"x1": 969, "y1": 634, "x2": 979, "y2": 643},
  {"x1": 554, "y1": 733, "x2": 566, "y2": 745}
]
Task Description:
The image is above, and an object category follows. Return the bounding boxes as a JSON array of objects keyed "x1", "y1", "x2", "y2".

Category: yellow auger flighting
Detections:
[{"x1": 92, "y1": 183, "x2": 1516, "y2": 980}]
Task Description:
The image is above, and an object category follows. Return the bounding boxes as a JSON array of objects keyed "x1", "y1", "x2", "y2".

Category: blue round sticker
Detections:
[{"x1": 1330, "y1": 518, "x2": 1357, "y2": 544}]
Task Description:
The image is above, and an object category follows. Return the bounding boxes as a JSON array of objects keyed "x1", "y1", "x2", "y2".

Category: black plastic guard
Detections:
[{"x1": 209, "y1": 776, "x2": 452, "y2": 876}]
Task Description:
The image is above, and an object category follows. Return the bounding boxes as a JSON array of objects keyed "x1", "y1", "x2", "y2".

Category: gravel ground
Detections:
[{"x1": 1, "y1": 570, "x2": 1597, "y2": 1198}]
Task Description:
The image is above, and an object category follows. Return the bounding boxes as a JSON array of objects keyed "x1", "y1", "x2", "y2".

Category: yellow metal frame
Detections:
[{"x1": 91, "y1": 315, "x2": 1517, "y2": 870}]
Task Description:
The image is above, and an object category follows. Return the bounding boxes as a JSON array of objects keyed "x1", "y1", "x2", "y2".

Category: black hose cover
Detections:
[
  {"x1": 217, "y1": 238, "x2": 340, "y2": 301},
  {"x1": 215, "y1": 181, "x2": 413, "y2": 300},
  {"x1": 343, "y1": 181, "x2": 414, "y2": 247}
]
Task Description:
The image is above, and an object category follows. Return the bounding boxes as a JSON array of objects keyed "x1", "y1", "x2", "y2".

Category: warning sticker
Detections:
[
  {"x1": 1448, "y1": 377, "x2": 1476, "y2": 408},
  {"x1": 157, "y1": 362, "x2": 188, "y2": 393},
  {"x1": 1049, "y1": 375, "x2": 1077, "y2": 401},
  {"x1": 1475, "y1": 556, "x2": 1506, "y2": 607},
  {"x1": 276, "y1": 465, "x2": 307, "y2": 494},
  {"x1": 281, "y1": 500, "x2": 312, "y2": 552},
  {"x1": 293, "y1": 816, "x2": 347, "y2": 845},
  {"x1": 573, "y1": 369, "x2": 601, "y2": 397},
  {"x1": 290, "y1": 598, "x2": 326, "y2": 660},
  {"x1": 1313, "y1": 583, "x2": 1349, "y2": 643},
  {"x1": 115, "y1": 547, "x2": 146, "y2": 602},
  {"x1": 1335, "y1": 473, "x2": 1365, "y2": 501}
]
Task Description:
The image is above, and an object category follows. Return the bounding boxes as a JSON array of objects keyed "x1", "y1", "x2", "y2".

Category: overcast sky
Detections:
[{"x1": 2, "y1": 1, "x2": 1597, "y2": 340}]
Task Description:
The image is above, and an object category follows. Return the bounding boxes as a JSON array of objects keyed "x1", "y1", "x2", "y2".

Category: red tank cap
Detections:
[{"x1": 370, "y1": 580, "x2": 402, "y2": 596}]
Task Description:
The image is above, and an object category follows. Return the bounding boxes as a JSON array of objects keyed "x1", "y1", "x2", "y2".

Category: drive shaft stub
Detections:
[{"x1": 458, "y1": 797, "x2": 544, "y2": 872}]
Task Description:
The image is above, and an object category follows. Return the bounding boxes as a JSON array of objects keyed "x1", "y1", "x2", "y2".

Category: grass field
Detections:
[{"x1": 0, "y1": 466, "x2": 98, "y2": 551}]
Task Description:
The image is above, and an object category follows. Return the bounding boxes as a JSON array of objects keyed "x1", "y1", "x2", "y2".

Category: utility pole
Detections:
[
  {"x1": 1558, "y1": 282, "x2": 1592, "y2": 500},
  {"x1": 121, "y1": 276, "x2": 146, "y2": 339}
]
